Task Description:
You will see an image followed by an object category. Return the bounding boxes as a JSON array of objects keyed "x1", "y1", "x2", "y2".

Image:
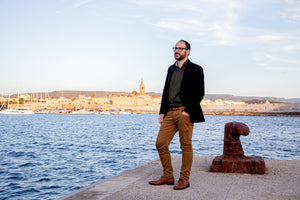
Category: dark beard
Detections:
[{"x1": 175, "y1": 53, "x2": 185, "y2": 61}]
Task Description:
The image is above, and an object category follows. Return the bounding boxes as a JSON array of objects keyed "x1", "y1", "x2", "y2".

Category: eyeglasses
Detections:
[{"x1": 173, "y1": 47, "x2": 188, "y2": 52}]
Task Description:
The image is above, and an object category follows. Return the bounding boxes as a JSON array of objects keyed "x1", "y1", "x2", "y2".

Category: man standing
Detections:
[{"x1": 149, "y1": 40, "x2": 205, "y2": 190}]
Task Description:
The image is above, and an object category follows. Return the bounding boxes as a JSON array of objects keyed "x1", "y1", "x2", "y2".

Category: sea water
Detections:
[{"x1": 0, "y1": 114, "x2": 299, "y2": 200}]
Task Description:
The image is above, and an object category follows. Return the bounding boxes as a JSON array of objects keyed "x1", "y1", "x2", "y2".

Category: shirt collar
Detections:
[{"x1": 175, "y1": 59, "x2": 189, "y2": 69}]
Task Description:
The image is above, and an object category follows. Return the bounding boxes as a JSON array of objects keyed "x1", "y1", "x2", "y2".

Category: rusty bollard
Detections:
[{"x1": 210, "y1": 122, "x2": 265, "y2": 174}]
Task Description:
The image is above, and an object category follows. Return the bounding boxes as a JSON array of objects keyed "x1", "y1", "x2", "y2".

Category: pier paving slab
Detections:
[{"x1": 58, "y1": 156, "x2": 300, "y2": 200}]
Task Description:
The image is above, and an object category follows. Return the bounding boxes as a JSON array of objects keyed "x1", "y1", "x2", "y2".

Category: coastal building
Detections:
[
  {"x1": 2, "y1": 80, "x2": 299, "y2": 114},
  {"x1": 37, "y1": 79, "x2": 162, "y2": 112},
  {"x1": 140, "y1": 79, "x2": 145, "y2": 95}
]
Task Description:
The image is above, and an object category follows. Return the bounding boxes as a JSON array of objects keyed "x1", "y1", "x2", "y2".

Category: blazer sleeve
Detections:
[{"x1": 182, "y1": 63, "x2": 205, "y2": 118}]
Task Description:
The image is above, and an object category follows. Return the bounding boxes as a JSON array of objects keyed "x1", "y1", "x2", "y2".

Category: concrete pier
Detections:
[{"x1": 58, "y1": 155, "x2": 300, "y2": 200}]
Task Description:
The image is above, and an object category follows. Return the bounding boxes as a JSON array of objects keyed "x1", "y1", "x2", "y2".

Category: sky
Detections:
[{"x1": 0, "y1": 0, "x2": 300, "y2": 98}]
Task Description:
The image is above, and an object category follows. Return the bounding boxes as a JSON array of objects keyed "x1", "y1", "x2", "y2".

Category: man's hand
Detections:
[
  {"x1": 182, "y1": 111, "x2": 189, "y2": 116},
  {"x1": 159, "y1": 114, "x2": 165, "y2": 125}
]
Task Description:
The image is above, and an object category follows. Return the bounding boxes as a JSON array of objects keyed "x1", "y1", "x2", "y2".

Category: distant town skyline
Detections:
[
  {"x1": 2, "y1": 89, "x2": 300, "y2": 103},
  {"x1": 1, "y1": 1, "x2": 300, "y2": 98}
]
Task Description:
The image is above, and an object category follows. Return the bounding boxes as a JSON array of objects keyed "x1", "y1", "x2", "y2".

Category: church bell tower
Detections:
[{"x1": 139, "y1": 79, "x2": 145, "y2": 95}]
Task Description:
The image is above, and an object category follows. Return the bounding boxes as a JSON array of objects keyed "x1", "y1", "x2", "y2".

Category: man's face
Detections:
[{"x1": 174, "y1": 41, "x2": 189, "y2": 61}]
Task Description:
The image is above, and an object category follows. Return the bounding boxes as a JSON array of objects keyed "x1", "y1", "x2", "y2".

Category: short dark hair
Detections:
[{"x1": 178, "y1": 40, "x2": 191, "y2": 50}]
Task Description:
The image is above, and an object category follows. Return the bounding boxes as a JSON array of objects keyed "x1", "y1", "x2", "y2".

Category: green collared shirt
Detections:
[{"x1": 168, "y1": 60, "x2": 188, "y2": 107}]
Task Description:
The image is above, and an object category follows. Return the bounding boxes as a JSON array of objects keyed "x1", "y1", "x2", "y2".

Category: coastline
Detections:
[
  {"x1": 1, "y1": 111, "x2": 300, "y2": 117},
  {"x1": 125, "y1": 111, "x2": 300, "y2": 117},
  {"x1": 2, "y1": 102, "x2": 300, "y2": 116},
  {"x1": 203, "y1": 111, "x2": 300, "y2": 117}
]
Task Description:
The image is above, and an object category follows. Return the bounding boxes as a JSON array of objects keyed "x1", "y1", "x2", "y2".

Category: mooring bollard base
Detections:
[{"x1": 210, "y1": 155, "x2": 265, "y2": 174}]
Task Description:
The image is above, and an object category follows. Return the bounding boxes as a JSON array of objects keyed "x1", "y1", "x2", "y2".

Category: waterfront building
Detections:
[
  {"x1": 140, "y1": 79, "x2": 145, "y2": 95},
  {"x1": 2, "y1": 79, "x2": 299, "y2": 114}
]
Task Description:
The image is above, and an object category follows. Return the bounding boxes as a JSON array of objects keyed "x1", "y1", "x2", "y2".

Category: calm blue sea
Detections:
[{"x1": 0, "y1": 114, "x2": 299, "y2": 200}]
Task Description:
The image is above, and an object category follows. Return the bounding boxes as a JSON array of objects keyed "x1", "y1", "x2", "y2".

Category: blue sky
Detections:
[{"x1": 1, "y1": 0, "x2": 300, "y2": 98}]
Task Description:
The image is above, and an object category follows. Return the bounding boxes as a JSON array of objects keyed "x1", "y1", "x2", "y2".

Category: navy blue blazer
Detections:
[{"x1": 159, "y1": 59, "x2": 205, "y2": 123}]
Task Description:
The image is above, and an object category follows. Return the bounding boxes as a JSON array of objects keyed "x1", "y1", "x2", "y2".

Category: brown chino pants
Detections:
[{"x1": 156, "y1": 109, "x2": 194, "y2": 181}]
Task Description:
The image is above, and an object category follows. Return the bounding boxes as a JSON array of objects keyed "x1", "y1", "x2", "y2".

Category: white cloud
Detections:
[
  {"x1": 254, "y1": 50, "x2": 300, "y2": 71},
  {"x1": 132, "y1": 0, "x2": 300, "y2": 48},
  {"x1": 258, "y1": 34, "x2": 287, "y2": 41},
  {"x1": 282, "y1": 0, "x2": 300, "y2": 22},
  {"x1": 256, "y1": 31, "x2": 300, "y2": 55},
  {"x1": 265, "y1": 66, "x2": 298, "y2": 71},
  {"x1": 282, "y1": 44, "x2": 300, "y2": 51},
  {"x1": 132, "y1": 0, "x2": 249, "y2": 46},
  {"x1": 256, "y1": 31, "x2": 300, "y2": 52},
  {"x1": 72, "y1": 0, "x2": 95, "y2": 9},
  {"x1": 155, "y1": 19, "x2": 183, "y2": 31},
  {"x1": 133, "y1": 0, "x2": 300, "y2": 71}
]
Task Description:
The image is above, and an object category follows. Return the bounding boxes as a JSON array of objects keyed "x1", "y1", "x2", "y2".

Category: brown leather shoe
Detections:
[
  {"x1": 173, "y1": 178, "x2": 190, "y2": 190},
  {"x1": 149, "y1": 176, "x2": 174, "y2": 185}
]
